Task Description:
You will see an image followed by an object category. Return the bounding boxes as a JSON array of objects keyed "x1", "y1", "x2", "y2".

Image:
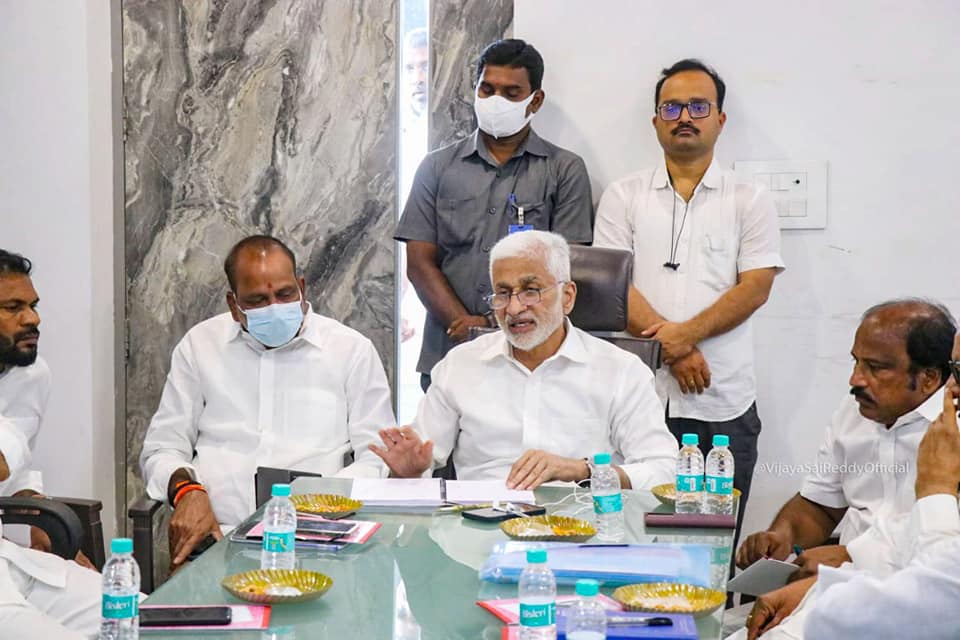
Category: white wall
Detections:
[
  {"x1": 516, "y1": 0, "x2": 960, "y2": 538},
  {"x1": 0, "y1": 2, "x2": 118, "y2": 540}
]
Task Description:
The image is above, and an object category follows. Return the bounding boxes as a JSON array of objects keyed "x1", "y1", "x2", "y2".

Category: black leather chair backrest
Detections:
[
  {"x1": 568, "y1": 246, "x2": 631, "y2": 332},
  {"x1": 468, "y1": 244, "x2": 661, "y2": 371},
  {"x1": 0, "y1": 497, "x2": 83, "y2": 560}
]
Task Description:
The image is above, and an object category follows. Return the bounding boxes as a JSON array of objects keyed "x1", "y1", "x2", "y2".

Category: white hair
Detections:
[{"x1": 488, "y1": 230, "x2": 571, "y2": 284}]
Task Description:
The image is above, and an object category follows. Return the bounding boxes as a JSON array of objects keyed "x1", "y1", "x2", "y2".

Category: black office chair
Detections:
[
  {"x1": 0, "y1": 497, "x2": 85, "y2": 561},
  {"x1": 469, "y1": 245, "x2": 662, "y2": 371},
  {"x1": 130, "y1": 459, "x2": 348, "y2": 593}
]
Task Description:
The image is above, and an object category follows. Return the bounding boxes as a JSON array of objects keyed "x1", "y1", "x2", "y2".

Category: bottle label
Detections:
[
  {"x1": 102, "y1": 594, "x2": 138, "y2": 619},
  {"x1": 519, "y1": 602, "x2": 556, "y2": 627},
  {"x1": 593, "y1": 493, "x2": 622, "y2": 514},
  {"x1": 676, "y1": 474, "x2": 703, "y2": 493},
  {"x1": 705, "y1": 475, "x2": 733, "y2": 495},
  {"x1": 262, "y1": 530, "x2": 295, "y2": 553}
]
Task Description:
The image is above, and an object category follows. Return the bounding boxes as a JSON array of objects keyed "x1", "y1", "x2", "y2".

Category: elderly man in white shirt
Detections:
[
  {"x1": 737, "y1": 299, "x2": 956, "y2": 579},
  {"x1": 593, "y1": 59, "x2": 783, "y2": 535},
  {"x1": 370, "y1": 231, "x2": 677, "y2": 490},
  {"x1": 802, "y1": 347, "x2": 960, "y2": 639},
  {"x1": 726, "y1": 301, "x2": 956, "y2": 640},
  {"x1": 140, "y1": 235, "x2": 396, "y2": 568}
]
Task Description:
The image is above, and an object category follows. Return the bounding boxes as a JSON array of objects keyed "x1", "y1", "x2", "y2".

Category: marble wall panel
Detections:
[
  {"x1": 122, "y1": 0, "x2": 398, "y2": 546},
  {"x1": 429, "y1": 0, "x2": 514, "y2": 149}
]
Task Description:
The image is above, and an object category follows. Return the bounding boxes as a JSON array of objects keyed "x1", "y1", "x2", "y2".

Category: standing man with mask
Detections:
[
  {"x1": 140, "y1": 235, "x2": 396, "y2": 569},
  {"x1": 594, "y1": 59, "x2": 784, "y2": 534},
  {"x1": 396, "y1": 38, "x2": 594, "y2": 390}
]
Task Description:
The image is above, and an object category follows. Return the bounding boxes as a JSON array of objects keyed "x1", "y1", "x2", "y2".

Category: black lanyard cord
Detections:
[{"x1": 665, "y1": 189, "x2": 690, "y2": 270}]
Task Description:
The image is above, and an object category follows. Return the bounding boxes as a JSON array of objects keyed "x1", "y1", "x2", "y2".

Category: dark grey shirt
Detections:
[{"x1": 395, "y1": 128, "x2": 594, "y2": 374}]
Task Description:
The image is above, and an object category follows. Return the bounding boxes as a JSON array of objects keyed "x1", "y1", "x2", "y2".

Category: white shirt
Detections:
[
  {"x1": 0, "y1": 517, "x2": 66, "y2": 594},
  {"x1": 594, "y1": 159, "x2": 784, "y2": 421},
  {"x1": 0, "y1": 358, "x2": 48, "y2": 495},
  {"x1": 799, "y1": 389, "x2": 944, "y2": 546},
  {"x1": 140, "y1": 308, "x2": 396, "y2": 526},
  {"x1": 805, "y1": 494, "x2": 960, "y2": 639},
  {"x1": 416, "y1": 321, "x2": 678, "y2": 490}
]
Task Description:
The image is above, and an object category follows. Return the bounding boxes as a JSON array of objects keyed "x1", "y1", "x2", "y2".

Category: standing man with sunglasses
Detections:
[
  {"x1": 395, "y1": 39, "x2": 594, "y2": 392},
  {"x1": 594, "y1": 59, "x2": 785, "y2": 535}
]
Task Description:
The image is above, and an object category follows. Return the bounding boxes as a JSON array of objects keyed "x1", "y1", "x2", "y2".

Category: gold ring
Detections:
[{"x1": 746, "y1": 613, "x2": 754, "y2": 625}]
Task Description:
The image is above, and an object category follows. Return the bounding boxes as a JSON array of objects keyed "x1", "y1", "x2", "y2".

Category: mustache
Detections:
[
  {"x1": 14, "y1": 328, "x2": 39, "y2": 341},
  {"x1": 505, "y1": 312, "x2": 535, "y2": 325},
  {"x1": 850, "y1": 387, "x2": 874, "y2": 403},
  {"x1": 672, "y1": 124, "x2": 699, "y2": 135}
]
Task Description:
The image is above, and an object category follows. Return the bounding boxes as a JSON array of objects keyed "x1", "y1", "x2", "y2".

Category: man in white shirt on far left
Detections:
[
  {"x1": 140, "y1": 235, "x2": 396, "y2": 570},
  {"x1": 370, "y1": 230, "x2": 678, "y2": 490},
  {"x1": 0, "y1": 248, "x2": 100, "y2": 638}
]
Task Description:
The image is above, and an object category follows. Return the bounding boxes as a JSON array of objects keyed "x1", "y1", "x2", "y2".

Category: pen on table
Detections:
[{"x1": 792, "y1": 544, "x2": 803, "y2": 558}]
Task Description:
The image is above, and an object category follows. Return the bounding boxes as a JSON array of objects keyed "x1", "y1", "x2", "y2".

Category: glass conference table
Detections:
[{"x1": 143, "y1": 477, "x2": 733, "y2": 639}]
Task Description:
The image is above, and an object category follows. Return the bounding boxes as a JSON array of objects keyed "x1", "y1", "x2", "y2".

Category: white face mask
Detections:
[{"x1": 474, "y1": 92, "x2": 536, "y2": 139}]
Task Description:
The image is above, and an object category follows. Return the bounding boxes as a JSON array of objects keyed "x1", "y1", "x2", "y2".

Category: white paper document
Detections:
[
  {"x1": 444, "y1": 480, "x2": 534, "y2": 505},
  {"x1": 727, "y1": 558, "x2": 799, "y2": 596},
  {"x1": 350, "y1": 478, "x2": 442, "y2": 507},
  {"x1": 349, "y1": 478, "x2": 535, "y2": 510}
]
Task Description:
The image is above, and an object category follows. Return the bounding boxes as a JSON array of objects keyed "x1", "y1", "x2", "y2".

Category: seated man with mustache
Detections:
[
  {"x1": 371, "y1": 231, "x2": 678, "y2": 490},
  {"x1": 737, "y1": 299, "x2": 956, "y2": 582}
]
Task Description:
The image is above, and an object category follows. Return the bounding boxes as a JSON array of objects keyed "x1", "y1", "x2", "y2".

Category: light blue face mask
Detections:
[{"x1": 238, "y1": 293, "x2": 304, "y2": 348}]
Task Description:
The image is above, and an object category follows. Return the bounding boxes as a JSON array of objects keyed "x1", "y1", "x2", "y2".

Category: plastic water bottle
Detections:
[
  {"x1": 676, "y1": 433, "x2": 704, "y2": 514},
  {"x1": 100, "y1": 537, "x2": 141, "y2": 640},
  {"x1": 519, "y1": 548, "x2": 556, "y2": 639},
  {"x1": 566, "y1": 578, "x2": 607, "y2": 639},
  {"x1": 261, "y1": 483, "x2": 297, "y2": 570},
  {"x1": 704, "y1": 434, "x2": 735, "y2": 515},
  {"x1": 591, "y1": 452, "x2": 624, "y2": 542}
]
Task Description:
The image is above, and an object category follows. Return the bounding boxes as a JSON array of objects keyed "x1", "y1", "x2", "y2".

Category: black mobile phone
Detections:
[
  {"x1": 461, "y1": 504, "x2": 546, "y2": 522},
  {"x1": 140, "y1": 606, "x2": 232, "y2": 627},
  {"x1": 186, "y1": 534, "x2": 218, "y2": 561},
  {"x1": 296, "y1": 519, "x2": 358, "y2": 537}
]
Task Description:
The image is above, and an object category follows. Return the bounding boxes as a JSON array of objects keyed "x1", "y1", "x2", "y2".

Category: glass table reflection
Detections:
[{"x1": 142, "y1": 477, "x2": 732, "y2": 639}]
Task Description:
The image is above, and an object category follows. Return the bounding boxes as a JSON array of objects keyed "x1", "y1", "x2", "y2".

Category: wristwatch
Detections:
[
  {"x1": 583, "y1": 457, "x2": 596, "y2": 482},
  {"x1": 484, "y1": 310, "x2": 497, "y2": 328}
]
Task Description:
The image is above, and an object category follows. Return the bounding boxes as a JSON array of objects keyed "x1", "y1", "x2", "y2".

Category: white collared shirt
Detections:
[
  {"x1": 0, "y1": 358, "x2": 48, "y2": 495},
  {"x1": 804, "y1": 494, "x2": 960, "y2": 639},
  {"x1": 799, "y1": 389, "x2": 944, "y2": 545},
  {"x1": 416, "y1": 321, "x2": 678, "y2": 490},
  {"x1": 140, "y1": 308, "x2": 396, "y2": 527},
  {"x1": 0, "y1": 517, "x2": 66, "y2": 595},
  {"x1": 594, "y1": 159, "x2": 784, "y2": 421}
]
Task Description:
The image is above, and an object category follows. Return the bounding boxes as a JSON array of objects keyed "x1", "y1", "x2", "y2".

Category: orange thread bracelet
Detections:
[
  {"x1": 168, "y1": 478, "x2": 196, "y2": 506},
  {"x1": 173, "y1": 483, "x2": 205, "y2": 507}
]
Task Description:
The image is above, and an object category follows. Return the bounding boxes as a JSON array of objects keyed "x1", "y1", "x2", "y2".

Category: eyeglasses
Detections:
[
  {"x1": 484, "y1": 281, "x2": 565, "y2": 310},
  {"x1": 657, "y1": 101, "x2": 715, "y2": 121},
  {"x1": 950, "y1": 359, "x2": 960, "y2": 384}
]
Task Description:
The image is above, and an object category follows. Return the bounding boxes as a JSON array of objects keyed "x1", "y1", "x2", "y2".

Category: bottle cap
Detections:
[
  {"x1": 111, "y1": 538, "x2": 133, "y2": 554},
  {"x1": 681, "y1": 433, "x2": 699, "y2": 446},
  {"x1": 526, "y1": 549, "x2": 547, "y2": 564},
  {"x1": 593, "y1": 452, "x2": 611, "y2": 465},
  {"x1": 575, "y1": 578, "x2": 600, "y2": 597},
  {"x1": 712, "y1": 434, "x2": 729, "y2": 447},
  {"x1": 271, "y1": 483, "x2": 292, "y2": 497}
]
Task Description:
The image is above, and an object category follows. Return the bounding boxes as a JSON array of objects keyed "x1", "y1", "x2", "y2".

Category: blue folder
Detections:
[{"x1": 479, "y1": 542, "x2": 713, "y2": 587}]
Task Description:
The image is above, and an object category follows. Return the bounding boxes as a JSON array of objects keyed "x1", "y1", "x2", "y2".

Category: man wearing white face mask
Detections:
[
  {"x1": 140, "y1": 235, "x2": 395, "y2": 568},
  {"x1": 396, "y1": 39, "x2": 594, "y2": 391}
]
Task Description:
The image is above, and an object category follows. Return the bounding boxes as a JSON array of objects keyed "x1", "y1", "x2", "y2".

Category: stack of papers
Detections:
[{"x1": 350, "y1": 478, "x2": 535, "y2": 511}]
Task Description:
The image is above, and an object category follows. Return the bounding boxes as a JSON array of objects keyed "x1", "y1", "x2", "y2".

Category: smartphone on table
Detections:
[{"x1": 140, "y1": 605, "x2": 232, "y2": 627}]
